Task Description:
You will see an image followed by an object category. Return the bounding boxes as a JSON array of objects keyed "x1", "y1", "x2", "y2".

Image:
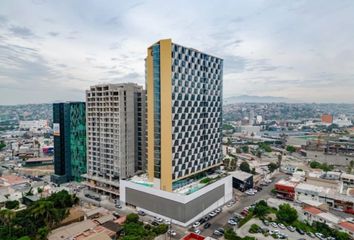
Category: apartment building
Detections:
[
  {"x1": 146, "y1": 39, "x2": 223, "y2": 192},
  {"x1": 83, "y1": 83, "x2": 146, "y2": 196},
  {"x1": 119, "y1": 39, "x2": 231, "y2": 227}
]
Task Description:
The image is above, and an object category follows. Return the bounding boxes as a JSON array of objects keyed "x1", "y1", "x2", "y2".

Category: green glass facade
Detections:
[{"x1": 52, "y1": 102, "x2": 86, "y2": 184}]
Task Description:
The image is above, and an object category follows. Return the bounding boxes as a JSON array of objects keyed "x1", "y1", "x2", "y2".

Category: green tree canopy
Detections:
[
  {"x1": 268, "y1": 162, "x2": 278, "y2": 173},
  {"x1": 276, "y1": 203, "x2": 298, "y2": 224},
  {"x1": 5, "y1": 200, "x2": 19, "y2": 210},
  {"x1": 253, "y1": 200, "x2": 270, "y2": 218},
  {"x1": 126, "y1": 213, "x2": 139, "y2": 224},
  {"x1": 286, "y1": 145, "x2": 296, "y2": 153},
  {"x1": 240, "y1": 161, "x2": 251, "y2": 173}
]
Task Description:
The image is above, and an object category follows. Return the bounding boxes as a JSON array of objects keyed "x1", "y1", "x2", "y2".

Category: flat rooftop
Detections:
[{"x1": 128, "y1": 172, "x2": 228, "y2": 195}]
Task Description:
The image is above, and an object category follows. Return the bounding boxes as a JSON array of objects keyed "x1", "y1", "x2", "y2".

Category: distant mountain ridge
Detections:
[{"x1": 224, "y1": 95, "x2": 294, "y2": 104}]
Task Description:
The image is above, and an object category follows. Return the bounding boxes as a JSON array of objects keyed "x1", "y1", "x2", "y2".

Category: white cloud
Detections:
[{"x1": 0, "y1": 0, "x2": 353, "y2": 104}]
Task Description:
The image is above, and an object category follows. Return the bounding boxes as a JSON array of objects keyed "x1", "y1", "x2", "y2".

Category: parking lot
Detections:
[
  {"x1": 189, "y1": 173, "x2": 287, "y2": 238},
  {"x1": 237, "y1": 218, "x2": 315, "y2": 240}
]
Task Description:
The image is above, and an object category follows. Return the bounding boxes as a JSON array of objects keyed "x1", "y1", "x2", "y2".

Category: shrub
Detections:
[
  {"x1": 5, "y1": 200, "x2": 19, "y2": 209},
  {"x1": 249, "y1": 224, "x2": 260, "y2": 233},
  {"x1": 126, "y1": 213, "x2": 139, "y2": 224}
]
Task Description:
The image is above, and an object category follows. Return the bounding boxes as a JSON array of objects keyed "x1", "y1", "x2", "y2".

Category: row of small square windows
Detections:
[
  {"x1": 172, "y1": 134, "x2": 221, "y2": 144},
  {"x1": 173, "y1": 158, "x2": 221, "y2": 172},
  {"x1": 172, "y1": 58, "x2": 222, "y2": 71},
  {"x1": 172, "y1": 67, "x2": 222, "y2": 79},
  {"x1": 172, "y1": 77, "x2": 221, "y2": 87},
  {"x1": 172, "y1": 44, "x2": 222, "y2": 64},
  {"x1": 173, "y1": 151, "x2": 222, "y2": 166}
]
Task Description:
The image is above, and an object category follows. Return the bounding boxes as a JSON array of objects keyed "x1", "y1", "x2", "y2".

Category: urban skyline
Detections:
[{"x1": 1, "y1": 0, "x2": 354, "y2": 105}]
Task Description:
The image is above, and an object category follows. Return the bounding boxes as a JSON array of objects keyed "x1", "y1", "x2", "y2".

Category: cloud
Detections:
[
  {"x1": 0, "y1": 0, "x2": 354, "y2": 104},
  {"x1": 48, "y1": 32, "x2": 59, "y2": 37},
  {"x1": 8, "y1": 26, "x2": 36, "y2": 39}
]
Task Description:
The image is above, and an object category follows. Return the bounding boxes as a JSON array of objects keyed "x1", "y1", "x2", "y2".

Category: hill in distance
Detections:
[{"x1": 224, "y1": 95, "x2": 296, "y2": 104}]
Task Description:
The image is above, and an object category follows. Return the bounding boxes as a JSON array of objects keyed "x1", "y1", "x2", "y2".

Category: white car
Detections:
[
  {"x1": 278, "y1": 223, "x2": 285, "y2": 229},
  {"x1": 245, "y1": 190, "x2": 255, "y2": 195},
  {"x1": 194, "y1": 229, "x2": 201, "y2": 235},
  {"x1": 271, "y1": 222, "x2": 278, "y2": 228},
  {"x1": 193, "y1": 221, "x2": 201, "y2": 228},
  {"x1": 215, "y1": 207, "x2": 222, "y2": 213},
  {"x1": 209, "y1": 211, "x2": 217, "y2": 217},
  {"x1": 167, "y1": 230, "x2": 176, "y2": 236},
  {"x1": 228, "y1": 219, "x2": 237, "y2": 225},
  {"x1": 164, "y1": 219, "x2": 171, "y2": 224},
  {"x1": 154, "y1": 217, "x2": 163, "y2": 223}
]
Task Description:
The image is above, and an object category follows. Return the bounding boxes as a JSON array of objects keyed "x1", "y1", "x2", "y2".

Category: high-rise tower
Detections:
[
  {"x1": 83, "y1": 83, "x2": 146, "y2": 196},
  {"x1": 51, "y1": 102, "x2": 86, "y2": 184},
  {"x1": 146, "y1": 39, "x2": 223, "y2": 191}
]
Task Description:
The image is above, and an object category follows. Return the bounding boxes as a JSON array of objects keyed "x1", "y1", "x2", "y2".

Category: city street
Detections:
[{"x1": 199, "y1": 173, "x2": 287, "y2": 237}]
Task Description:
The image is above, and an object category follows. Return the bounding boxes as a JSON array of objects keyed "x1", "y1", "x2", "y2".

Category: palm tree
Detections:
[
  {"x1": 31, "y1": 200, "x2": 59, "y2": 228},
  {"x1": 0, "y1": 209, "x2": 16, "y2": 237}
]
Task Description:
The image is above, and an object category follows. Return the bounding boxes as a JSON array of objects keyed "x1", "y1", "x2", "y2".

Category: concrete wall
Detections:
[{"x1": 120, "y1": 175, "x2": 233, "y2": 226}]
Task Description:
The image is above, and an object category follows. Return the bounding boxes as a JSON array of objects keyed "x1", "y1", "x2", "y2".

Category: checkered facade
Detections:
[{"x1": 170, "y1": 43, "x2": 223, "y2": 180}]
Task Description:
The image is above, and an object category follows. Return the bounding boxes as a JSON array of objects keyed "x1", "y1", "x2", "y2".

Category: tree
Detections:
[
  {"x1": 224, "y1": 158, "x2": 230, "y2": 170},
  {"x1": 347, "y1": 160, "x2": 354, "y2": 174},
  {"x1": 5, "y1": 200, "x2": 19, "y2": 210},
  {"x1": 286, "y1": 145, "x2": 296, "y2": 153},
  {"x1": 249, "y1": 224, "x2": 260, "y2": 233},
  {"x1": 268, "y1": 163, "x2": 278, "y2": 173},
  {"x1": 229, "y1": 158, "x2": 237, "y2": 171},
  {"x1": 126, "y1": 213, "x2": 139, "y2": 224},
  {"x1": 36, "y1": 226, "x2": 49, "y2": 240},
  {"x1": 241, "y1": 146, "x2": 249, "y2": 153},
  {"x1": 152, "y1": 224, "x2": 168, "y2": 235},
  {"x1": 0, "y1": 142, "x2": 6, "y2": 151},
  {"x1": 31, "y1": 200, "x2": 61, "y2": 228},
  {"x1": 258, "y1": 143, "x2": 272, "y2": 152},
  {"x1": 253, "y1": 200, "x2": 270, "y2": 218},
  {"x1": 224, "y1": 227, "x2": 241, "y2": 240},
  {"x1": 0, "y1": 209, "x2": 15, "y2": 238},
  {"x1": 276, "y1": 203, "x2": 298, "y2": 224},
  {"x1": 240, "y1": 161, "x2": 251, "y2": 173}
]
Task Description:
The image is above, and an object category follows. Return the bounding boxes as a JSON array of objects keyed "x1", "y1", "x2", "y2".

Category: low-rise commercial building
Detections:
[
  {"x1": 275, "y1": 179, "x2": 299, "y2": 201},
  {"x1": 229, "y1": 170, "x2": 253, "y2": 192},
  {"x1": 120, "y1": 175, "x2": 233, "y2": 227}
]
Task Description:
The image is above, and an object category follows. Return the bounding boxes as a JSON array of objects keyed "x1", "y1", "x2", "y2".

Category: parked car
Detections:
[
  {"x1": 278, "y1": 223, "x2": 286, "y2": 229},
  {"x1": 198, "y1": 218, "x2": 206, "y2": 224},
  {"x1": 306, "y1": 232, "x2": 315, "y2": 238},
  {"x1": 228, "y1": 219, "x2": 237, "y2": 225},
  {"x1": 271, "y1": 222, "x2": 278, "y2": 228},
  {"x1": 167, "y1": 230, "x2": 176, "y2": 236},
  {"x1": 262, "y1": 219, "x2": 270, "y2": 226},
  {"x1": 203, "y1": 222, "x2": 211, "y2": 229},
  {"x1": 154, "y1": 217, "x2": 163, "y2": 223},
  {"x1": 213, "y1": 230, "x2": 223, "y2": 236},
  {"x1": 296, "y1": 228, "x2": 305, "y2": 235},
  {"x1": 215, "y1": 207, "x2": 222, "y2": 213},
  {"x1": 315, "y1": 232, "x2": 325, "y2": 239},
  {"x1": 138, "y1": 210, "x2": 146, "y2": 216},
  {"x1": 287, "y1": 226, "x2": 296, "y2": 232},
  {"x1": 209, "y1": 211, "x2": 217, "y2": 217},
  {"x1": 194, "y1": 229, "x2": 201, "y2": 235},
  {"x1": 151, "y1": 221, "x2": 159, "y2": 226},
  {"x1": 193, "y1": 221, "x2": 201, "y2": 228}
]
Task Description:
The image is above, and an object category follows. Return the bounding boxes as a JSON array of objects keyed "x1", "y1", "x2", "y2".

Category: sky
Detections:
[{"x1": 0, "y1": 0, "x2": 354, "y2": 105}]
